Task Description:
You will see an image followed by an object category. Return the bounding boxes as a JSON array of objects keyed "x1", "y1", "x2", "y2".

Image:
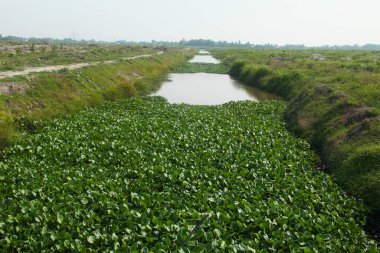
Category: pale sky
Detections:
[{"x1": 1, "y1": 0, "x2": 379, "y2": 46}]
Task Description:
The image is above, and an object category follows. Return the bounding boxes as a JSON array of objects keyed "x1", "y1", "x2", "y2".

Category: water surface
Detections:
[
  {"x1": 153, "y1": 73, "x2": 278, "y2": 105},
  {"x1": 188, "y1": 55, "x2": 220, "y2": 64},
  {"x1": 152, "y1": 53, "x2": 279, "y2": 105}
]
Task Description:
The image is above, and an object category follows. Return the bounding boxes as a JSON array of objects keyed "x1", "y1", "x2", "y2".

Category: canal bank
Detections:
[
  {"x1": 212, "y1": 48, "x2": 380, "y2": 241},
  {"x1": 0, "y1": 49, "x2": 195, "y2": 150}
]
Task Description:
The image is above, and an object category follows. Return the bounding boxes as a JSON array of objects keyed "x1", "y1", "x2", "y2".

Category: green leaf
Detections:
[{"x1": 87, "y1": 236, "x2": 95, "y2": 244}]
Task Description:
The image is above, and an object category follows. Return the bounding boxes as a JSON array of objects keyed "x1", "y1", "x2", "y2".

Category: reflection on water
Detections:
[
  {"x1": 152, "y1": 73, "x2": 279, "y2": 105},
  {"x1": 188, "y1": 55, "x2": 220, "y2": 64}
]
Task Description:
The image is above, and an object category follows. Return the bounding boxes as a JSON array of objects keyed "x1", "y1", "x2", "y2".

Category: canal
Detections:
[{"x1": 152, "y1": 51, "x2": 279, "y2": 105}]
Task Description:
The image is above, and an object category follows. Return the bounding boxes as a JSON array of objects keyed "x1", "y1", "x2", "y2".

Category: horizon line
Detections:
[{"x1": 1, "y1": 34, "x2": 379, "y2": 48}]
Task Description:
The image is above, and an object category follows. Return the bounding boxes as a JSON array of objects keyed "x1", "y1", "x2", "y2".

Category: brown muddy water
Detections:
[{"x1": 152, "y1": 53, "x2": 279, "y2": 105}]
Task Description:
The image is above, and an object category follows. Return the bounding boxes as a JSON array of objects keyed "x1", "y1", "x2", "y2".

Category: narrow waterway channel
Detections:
[
  {"x1": 152, "y1": 51, "x2": 279, "y2": 105},
  {"x1": 188, "y1": 55, "x2": 221, "y2": 64}
]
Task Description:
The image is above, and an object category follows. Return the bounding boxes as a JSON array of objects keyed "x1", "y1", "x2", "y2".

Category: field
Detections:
[
  {"x1": 212, "y1": 48, "x2": 380, "y2": 233},
  {"x1": 0, "y1": 42, "x2": 158, "y2": 71},
  {"x1": 0, "y1": 97, "x2": 377, "y2": 251}
]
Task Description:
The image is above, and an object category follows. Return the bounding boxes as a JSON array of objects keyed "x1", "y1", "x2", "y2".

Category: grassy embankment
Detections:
[
  {"x1": 0, "y1": 42, "x2": 158, "y2": 71},
  {"x1": 0, "y1": 48, "x2": 195, "y2": 149},
  {"x1": 0, "y1": 97, "x2": 377, "y2": 251},
  {"x1": 212, "y1": 48, "x2": 380, "y2": 231}
]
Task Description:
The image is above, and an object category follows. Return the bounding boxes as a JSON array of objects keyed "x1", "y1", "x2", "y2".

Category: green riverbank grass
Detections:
[
  {"x1": 0, "y1": 44, "x2": 156, "y2": 71},
  {"x1": 0, "y1": 97, "x2": 377, "y2": 251}
]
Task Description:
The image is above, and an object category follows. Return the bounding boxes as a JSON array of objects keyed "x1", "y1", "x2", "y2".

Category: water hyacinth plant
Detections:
[{"x1": 0, "y1": 97, "x2": 377, "y2": 252}]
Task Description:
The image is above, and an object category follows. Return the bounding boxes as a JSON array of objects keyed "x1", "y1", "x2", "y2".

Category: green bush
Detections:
[
  {"x1": 229, "y1": 60, "x2": 247, "y2": 78},
  {"x1": 346, "y1": 145, "x2": 380, "y2": 174},
  {"x1": 264, "y1": 71, "x2": 306, "y2": 98},
  {"x1": 241, "y1": 65, "x2": 271, "y2": 85}
]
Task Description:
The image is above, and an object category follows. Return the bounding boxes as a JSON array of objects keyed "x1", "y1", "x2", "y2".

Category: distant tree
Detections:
[{"x1": 1, "y1": 35, "x2": 380, "y2": 50}]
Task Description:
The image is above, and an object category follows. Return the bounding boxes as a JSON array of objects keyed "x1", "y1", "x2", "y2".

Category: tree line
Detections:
[{"x1": 1, "y1": 35, "x2": 379, "y2": 50}]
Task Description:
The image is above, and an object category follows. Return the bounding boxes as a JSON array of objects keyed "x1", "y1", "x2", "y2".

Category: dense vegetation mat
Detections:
[{"x1": 0, "y1": 97, "x2": 377, "y2": 251}]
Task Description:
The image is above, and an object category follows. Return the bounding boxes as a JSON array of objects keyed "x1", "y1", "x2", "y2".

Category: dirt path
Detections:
[{"x1": 0, "y1": 51, "x2": 164, "y2": 79}]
